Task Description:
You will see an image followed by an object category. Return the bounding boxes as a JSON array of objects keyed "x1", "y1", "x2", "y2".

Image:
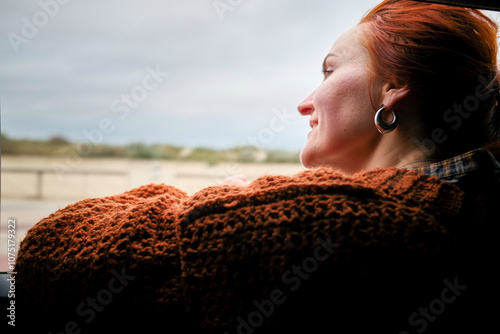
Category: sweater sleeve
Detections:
[{"x1": 15, "y1": 183, "x2": 189, "y2": 332}]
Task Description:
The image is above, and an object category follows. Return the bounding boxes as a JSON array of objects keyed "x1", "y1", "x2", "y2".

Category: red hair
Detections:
[{"x1": 360, "y1": 0, "x2": 500, "y2": 153}]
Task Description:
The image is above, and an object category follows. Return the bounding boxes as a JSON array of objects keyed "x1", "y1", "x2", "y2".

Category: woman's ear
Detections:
[{"x1": 381, "y1": 83, "x2": 411, "y2": 110}]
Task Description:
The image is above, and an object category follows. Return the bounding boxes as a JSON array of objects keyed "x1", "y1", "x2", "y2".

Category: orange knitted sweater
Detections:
[{"x1": 15, "y1": 167, "x2": 498, "y2": 333}]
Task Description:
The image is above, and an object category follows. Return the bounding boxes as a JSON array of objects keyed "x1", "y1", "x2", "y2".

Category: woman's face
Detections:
[{"x1": 298, "y1": 24, "x2": 382, "y2": 172}]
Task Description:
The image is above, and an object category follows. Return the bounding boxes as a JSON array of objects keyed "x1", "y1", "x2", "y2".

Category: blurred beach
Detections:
[{"x1": 0, "y1": 155, "x2": 304, "y2": 271}]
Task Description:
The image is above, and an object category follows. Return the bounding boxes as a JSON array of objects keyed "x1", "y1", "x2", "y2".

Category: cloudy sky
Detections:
[{"x1": 1, "y1": 1, "x2": 499, "y2": 151}]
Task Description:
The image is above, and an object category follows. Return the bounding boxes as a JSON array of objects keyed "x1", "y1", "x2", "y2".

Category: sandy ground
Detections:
[{"x1": 0, "y1": 155, "x2": 304, "y2": 271}]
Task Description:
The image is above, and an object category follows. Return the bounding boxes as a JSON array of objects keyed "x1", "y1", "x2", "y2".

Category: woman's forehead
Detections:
[{"x1": 326, "y1": 24, "x2": 368, "y2": 63}]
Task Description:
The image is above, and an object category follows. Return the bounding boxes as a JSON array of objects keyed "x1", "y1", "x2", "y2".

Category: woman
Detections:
[
  {"x1": 15, "y1": 1, "x2": 500, "y2": 333},
  {"x1": 298, "y1": 0, "x2": 500, "y2": 176}
]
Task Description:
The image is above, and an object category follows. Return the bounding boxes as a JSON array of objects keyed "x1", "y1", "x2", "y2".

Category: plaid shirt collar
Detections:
[{"x1": 403, "y1": 148, "x2": 500, "y2": 183}]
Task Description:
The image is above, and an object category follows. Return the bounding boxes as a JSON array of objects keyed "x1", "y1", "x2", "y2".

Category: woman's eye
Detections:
[{"x1": 322, "y1": 66, "x2": 335, "y2": 79}]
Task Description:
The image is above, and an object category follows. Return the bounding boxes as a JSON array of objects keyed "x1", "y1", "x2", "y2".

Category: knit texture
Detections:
[{"x1": 15, "y1": 167, "x2": 496, "y2": 333}]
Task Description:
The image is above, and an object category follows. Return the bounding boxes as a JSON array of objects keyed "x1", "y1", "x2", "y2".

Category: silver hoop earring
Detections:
[{"x1": 374, "y1": 104, "x2": 399, "y2": 134}]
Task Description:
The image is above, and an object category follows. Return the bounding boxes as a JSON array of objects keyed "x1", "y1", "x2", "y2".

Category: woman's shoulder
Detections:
[
  {"x1": 177, "y1": 167, "x2": 465, "y2": 258},
  {"x1": 183, "y1": 166, "x2": 464, "y2": 220}
]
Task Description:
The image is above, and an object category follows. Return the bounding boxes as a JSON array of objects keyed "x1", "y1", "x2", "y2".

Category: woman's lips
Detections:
[{"x1": 308, "y1": 121, "x2": 318, "y2": 137}]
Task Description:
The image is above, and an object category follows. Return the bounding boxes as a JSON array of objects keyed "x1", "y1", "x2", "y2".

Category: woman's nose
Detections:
[{"x1": 298, "y1": 90, "x2": 315, "y2": 116}]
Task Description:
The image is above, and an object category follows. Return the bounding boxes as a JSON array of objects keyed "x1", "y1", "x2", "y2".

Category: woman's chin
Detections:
[
  {"x1": 300, "y1": 146, "x2": 341, "y2": 170},
  {"x1": 300, "y1": 147, "x2": 319, "y2": 169}
]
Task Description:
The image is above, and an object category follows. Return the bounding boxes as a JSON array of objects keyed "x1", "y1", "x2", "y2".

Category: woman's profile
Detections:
[{"x1": 15, "y1": 1, "x2": 500, "y2": 333}]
